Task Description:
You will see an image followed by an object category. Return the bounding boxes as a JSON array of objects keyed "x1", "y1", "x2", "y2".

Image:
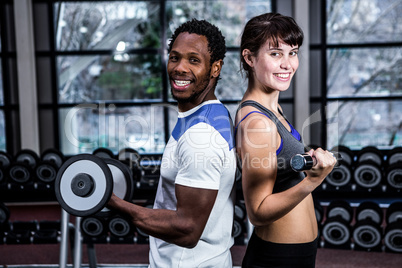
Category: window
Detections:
[
  {"x1": 35, "y1": 0, "x2": 272, "y2": 155},
  {"x1": 309, "y1": 0, "x2": 402, "y2": 150}
]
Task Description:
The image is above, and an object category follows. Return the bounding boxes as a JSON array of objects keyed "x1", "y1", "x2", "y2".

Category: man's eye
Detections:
[
  {"x1": 169, "y1": 56, "x2": 178, "y2": 61},
  {"x1": 290, "y1": 51, "x2": 298, "y2": 56},
  {"x1": 190, "y1": 58, "x2": 200, "y2": 63},
  {"x1": 270, "y1": 52, "x2": 280, "y2": 57}
]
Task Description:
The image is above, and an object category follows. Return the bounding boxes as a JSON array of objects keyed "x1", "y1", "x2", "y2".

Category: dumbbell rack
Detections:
[{"x1": 312, "y1": 146, "x2": 402, "y2": 253}]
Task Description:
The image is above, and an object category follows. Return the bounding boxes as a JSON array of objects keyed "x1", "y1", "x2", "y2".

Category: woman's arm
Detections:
[{"x1": 237, "y1": 112, "x2": 335, "y2": 227}]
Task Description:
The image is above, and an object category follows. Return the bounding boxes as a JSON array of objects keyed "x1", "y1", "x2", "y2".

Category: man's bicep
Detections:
[{"x1": 175, "y1": 184, "x2": 218, "y2": 232}]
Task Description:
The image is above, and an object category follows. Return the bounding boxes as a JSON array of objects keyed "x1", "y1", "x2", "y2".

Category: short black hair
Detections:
[{"x1": 168, "y1": 19, "x2": 226, "y2": 65}]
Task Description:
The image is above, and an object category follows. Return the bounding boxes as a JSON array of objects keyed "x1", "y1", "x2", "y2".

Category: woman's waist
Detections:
[{"x1": 255, "y1": 199, "x2": 317, "y2": 243}]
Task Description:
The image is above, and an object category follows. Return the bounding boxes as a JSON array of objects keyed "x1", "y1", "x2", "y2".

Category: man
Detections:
[{"x1": 108, "y1": 19, "x2": 236, "y2": 267}]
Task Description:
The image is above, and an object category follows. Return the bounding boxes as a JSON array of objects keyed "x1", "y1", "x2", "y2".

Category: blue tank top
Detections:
[{"x1": 235, "y1": 100, "x2": 306, "y2": 193}]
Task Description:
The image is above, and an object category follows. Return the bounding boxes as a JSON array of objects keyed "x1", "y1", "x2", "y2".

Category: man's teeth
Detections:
[
  {"x1": 175, "y1": 80, "x2": 190, "y2": 86},
  {"x1": 275, "y1": 73, "x2": 290, "y2": 78}
]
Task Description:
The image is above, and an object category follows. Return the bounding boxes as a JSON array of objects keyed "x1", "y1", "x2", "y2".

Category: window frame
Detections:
[
  {"x1": 309, "y1": 0, "x2": 402, "y2": 150},
  {"x1": 35, "y1": 0, "x2": 276, "y2": 155}
]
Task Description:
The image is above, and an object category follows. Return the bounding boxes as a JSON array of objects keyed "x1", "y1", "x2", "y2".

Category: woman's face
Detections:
[{"x1": 248, "y1": 40, "x2": 299, "y2": 92}]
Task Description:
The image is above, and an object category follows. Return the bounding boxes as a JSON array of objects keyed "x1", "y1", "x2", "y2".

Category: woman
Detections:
[{"x1": 235, "y1": 13, "x2": 337, "y2": 267}]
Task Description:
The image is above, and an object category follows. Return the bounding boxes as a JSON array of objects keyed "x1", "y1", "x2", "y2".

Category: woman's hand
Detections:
[{"x1": 304, "y1": 148, "x2": 337, "y2": 185}]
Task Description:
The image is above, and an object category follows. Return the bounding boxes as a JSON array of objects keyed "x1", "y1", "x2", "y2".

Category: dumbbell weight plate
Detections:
[
  {"x1": 384, "y1": 222, "x2": 402, "y2": 253},
  {"x1": 0, "y1": 151, "x2": 12, "y2": 168},
  {"x1": 326, "y1": 162, "x2": 352, "y2": 187},
  {"x1": 96, "y1": 158, "x2": 133, "y2": 217},
  {"x1": 322, "y1": 218, "x2": 351, "y2": 245},
  {"x1": 41, "y1": 149, "x2": 65, "y2": 168},
  {"x1": 331, "y1": 145, "x2": 354, "y2": 166},
  {"x1": 386, "y1": 202, "x2": 402, "y2": 224},
  {"x1": 109, "y1": 216, "x2": 132, "y2": 237},
  {"x1": 35, "y1": 161, "x2": 58, "y2": 183},
  {"x1": 15, "y1": 149, "x2": 40, "y2": 168},
  {"x1": 356, "y1": 202, "x2": 383, "y2": 225},
  {"x1": 353, "y1": 161, "x2": 382, "y2": 188},
  {"x1": 387, "y1": 147, "x2": 402, "y2": 165},
  {"x1": 9, "y1": 163, "x2": 32, "y2": 184},
  {"x1": 93, "y1": 147, "x2": 115, "y2": 159},
  {"x1": 327, "y1": 200, "x2": 353, "y2": 223},
  {"x1": 357, "y1": 146, "x2": 383, "y2": 165},
  {"x1": 81, "y1": 216, "x2": 106, "y2": 237},
  {"x1": 386, "y1": 163, "x2": 402, "y2": 190},
  {"x1": 55, "y1": 154, "x2": 113, "y2": 217},
  {"x1": 353, "y1": 220, "x2": 382, "y2": 249}
]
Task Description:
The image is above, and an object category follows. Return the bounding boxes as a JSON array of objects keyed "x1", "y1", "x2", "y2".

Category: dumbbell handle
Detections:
[{"x1": 290, "y1": 152, "x2": 342, "y2": 172}]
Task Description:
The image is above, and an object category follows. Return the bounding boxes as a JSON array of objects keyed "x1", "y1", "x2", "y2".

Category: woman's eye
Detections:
[
  {"x1": 270, "y1": 52, "x2": 280, "y2": 57},
  {"x1": 290, "y1": 51, "x2": 298, "y2": 56}
]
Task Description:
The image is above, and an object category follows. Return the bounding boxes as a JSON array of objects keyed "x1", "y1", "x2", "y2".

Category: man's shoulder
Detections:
[{"x1": 174, "y1": 102, "x2": 234, "y2": 150}]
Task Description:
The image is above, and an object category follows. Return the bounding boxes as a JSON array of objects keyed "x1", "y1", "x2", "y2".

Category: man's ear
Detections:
[
  {"x1": 242, "y1": 49, "x2": 254, "y2": 68},
  {"x1": 211, "y1": 59, "x2": 223, "y2": 78}
]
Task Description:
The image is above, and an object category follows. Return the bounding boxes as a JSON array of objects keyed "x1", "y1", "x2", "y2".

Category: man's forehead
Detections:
[{"x1": 171, "y1": 32, "x2": 209, "y2": 52}]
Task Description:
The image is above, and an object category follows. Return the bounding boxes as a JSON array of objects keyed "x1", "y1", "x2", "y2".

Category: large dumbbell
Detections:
[
  {"x1": 54, "y1": 154, "x2": 133, "y2": 217},
  {"x1": 354, "y1": 147, "x2": 384, "y2": 189},
  {"x1": 322, "y1": 200, "x2": 353, "y2": 249},
  {"x1": 108, "y1": 215, "x2": 135, "y2": 243},
  {"x1": 384, "y1": 202, "x2": 402, "y2": 253},
  {"x1": 37, "y1": 149, "x2": 65, "y2": 186},
  {"x1": 385, "y1": 147, "x2": 402, "y2": 190},
  {"x1": 352, "y1": 202, "x2": 383, "y2": 251},
  {"x1": 35, "y1": 161, "x2": 59, "y2": 186},
  {"x1": 8, "y1": 149, "x2": 40, "y2": 187},
  {"x1": 81, "y1": 216, "x2": 107, "y2": 238},
  {"x1": 322, "y1": 146, "x2": 353, "y2": 189}
]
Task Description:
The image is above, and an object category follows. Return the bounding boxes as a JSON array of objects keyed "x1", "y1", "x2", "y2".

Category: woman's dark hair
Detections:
[
  {"x1": 168, "y1": 19, "x2": 226, "y2": 65},
  {"x1": 240, "y1": 13, "x2": 304, "y2": 78}
]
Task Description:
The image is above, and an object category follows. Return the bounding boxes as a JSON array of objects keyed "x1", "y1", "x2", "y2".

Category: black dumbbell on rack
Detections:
[
  {"x1": 384, "y1": 202, "x2": 402, "y2": 253},
  {"x1": 321, "y1": 200, "x2": 353, "y2": 249},
  {"x1": 352, "y1": 201, "x2": 383, "y2": 252}
]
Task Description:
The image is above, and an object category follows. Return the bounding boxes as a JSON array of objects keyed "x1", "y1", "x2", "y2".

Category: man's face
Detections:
[{"x1": 167, "y1": 32, "x2": 216, "y2": 111}]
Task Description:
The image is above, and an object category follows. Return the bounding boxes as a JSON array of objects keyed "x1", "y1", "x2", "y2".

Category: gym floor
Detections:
[
  {"x1": 1, "y1": 204, "x2": 401, "y2": 268},
  {"x1": 0, "y1": 243, "x2": 401, "y2": 267}
]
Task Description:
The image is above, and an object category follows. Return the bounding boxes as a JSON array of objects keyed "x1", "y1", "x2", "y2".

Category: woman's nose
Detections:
[{"x1": 280, "y1": 55, "x2": 292, "y2": 70}]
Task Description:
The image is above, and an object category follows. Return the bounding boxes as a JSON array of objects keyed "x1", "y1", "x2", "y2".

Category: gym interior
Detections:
[{"x1": 0, "y1": 0, "x2": 401, "y2": 267}]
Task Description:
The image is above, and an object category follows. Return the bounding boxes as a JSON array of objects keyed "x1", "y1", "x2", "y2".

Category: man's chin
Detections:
[{"x1": 171, "y1": 91, "x2": 194, "y2": 103}]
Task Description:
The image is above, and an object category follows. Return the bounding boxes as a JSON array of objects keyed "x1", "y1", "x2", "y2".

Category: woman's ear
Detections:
[
  {"x1": 211, "y1": 59, "x2": 223, "y2": 78},
  {"x1": 242, "y1": 49, "x2": 254, "y2": 68}
]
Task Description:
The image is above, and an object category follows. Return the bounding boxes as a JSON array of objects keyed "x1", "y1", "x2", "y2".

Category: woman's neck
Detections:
[{"x1": 242, "y1": 86, "x2": 280, "y2": 112}]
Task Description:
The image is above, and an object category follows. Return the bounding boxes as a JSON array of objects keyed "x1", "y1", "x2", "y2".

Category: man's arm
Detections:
[{"x1": 108, "y1": 185, "x2": 217, "y2": 248}]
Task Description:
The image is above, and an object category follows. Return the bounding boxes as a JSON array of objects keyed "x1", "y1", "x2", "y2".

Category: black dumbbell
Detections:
[
  {"x1": 322, "y1": 200, "x2": 353, "y2": 249},
  {"x1": 384, "y1": 202, "x2": 402, "y2": 253},
  {"x1": 352, "y1": 202, "x2": 383, "y2": 251}
]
